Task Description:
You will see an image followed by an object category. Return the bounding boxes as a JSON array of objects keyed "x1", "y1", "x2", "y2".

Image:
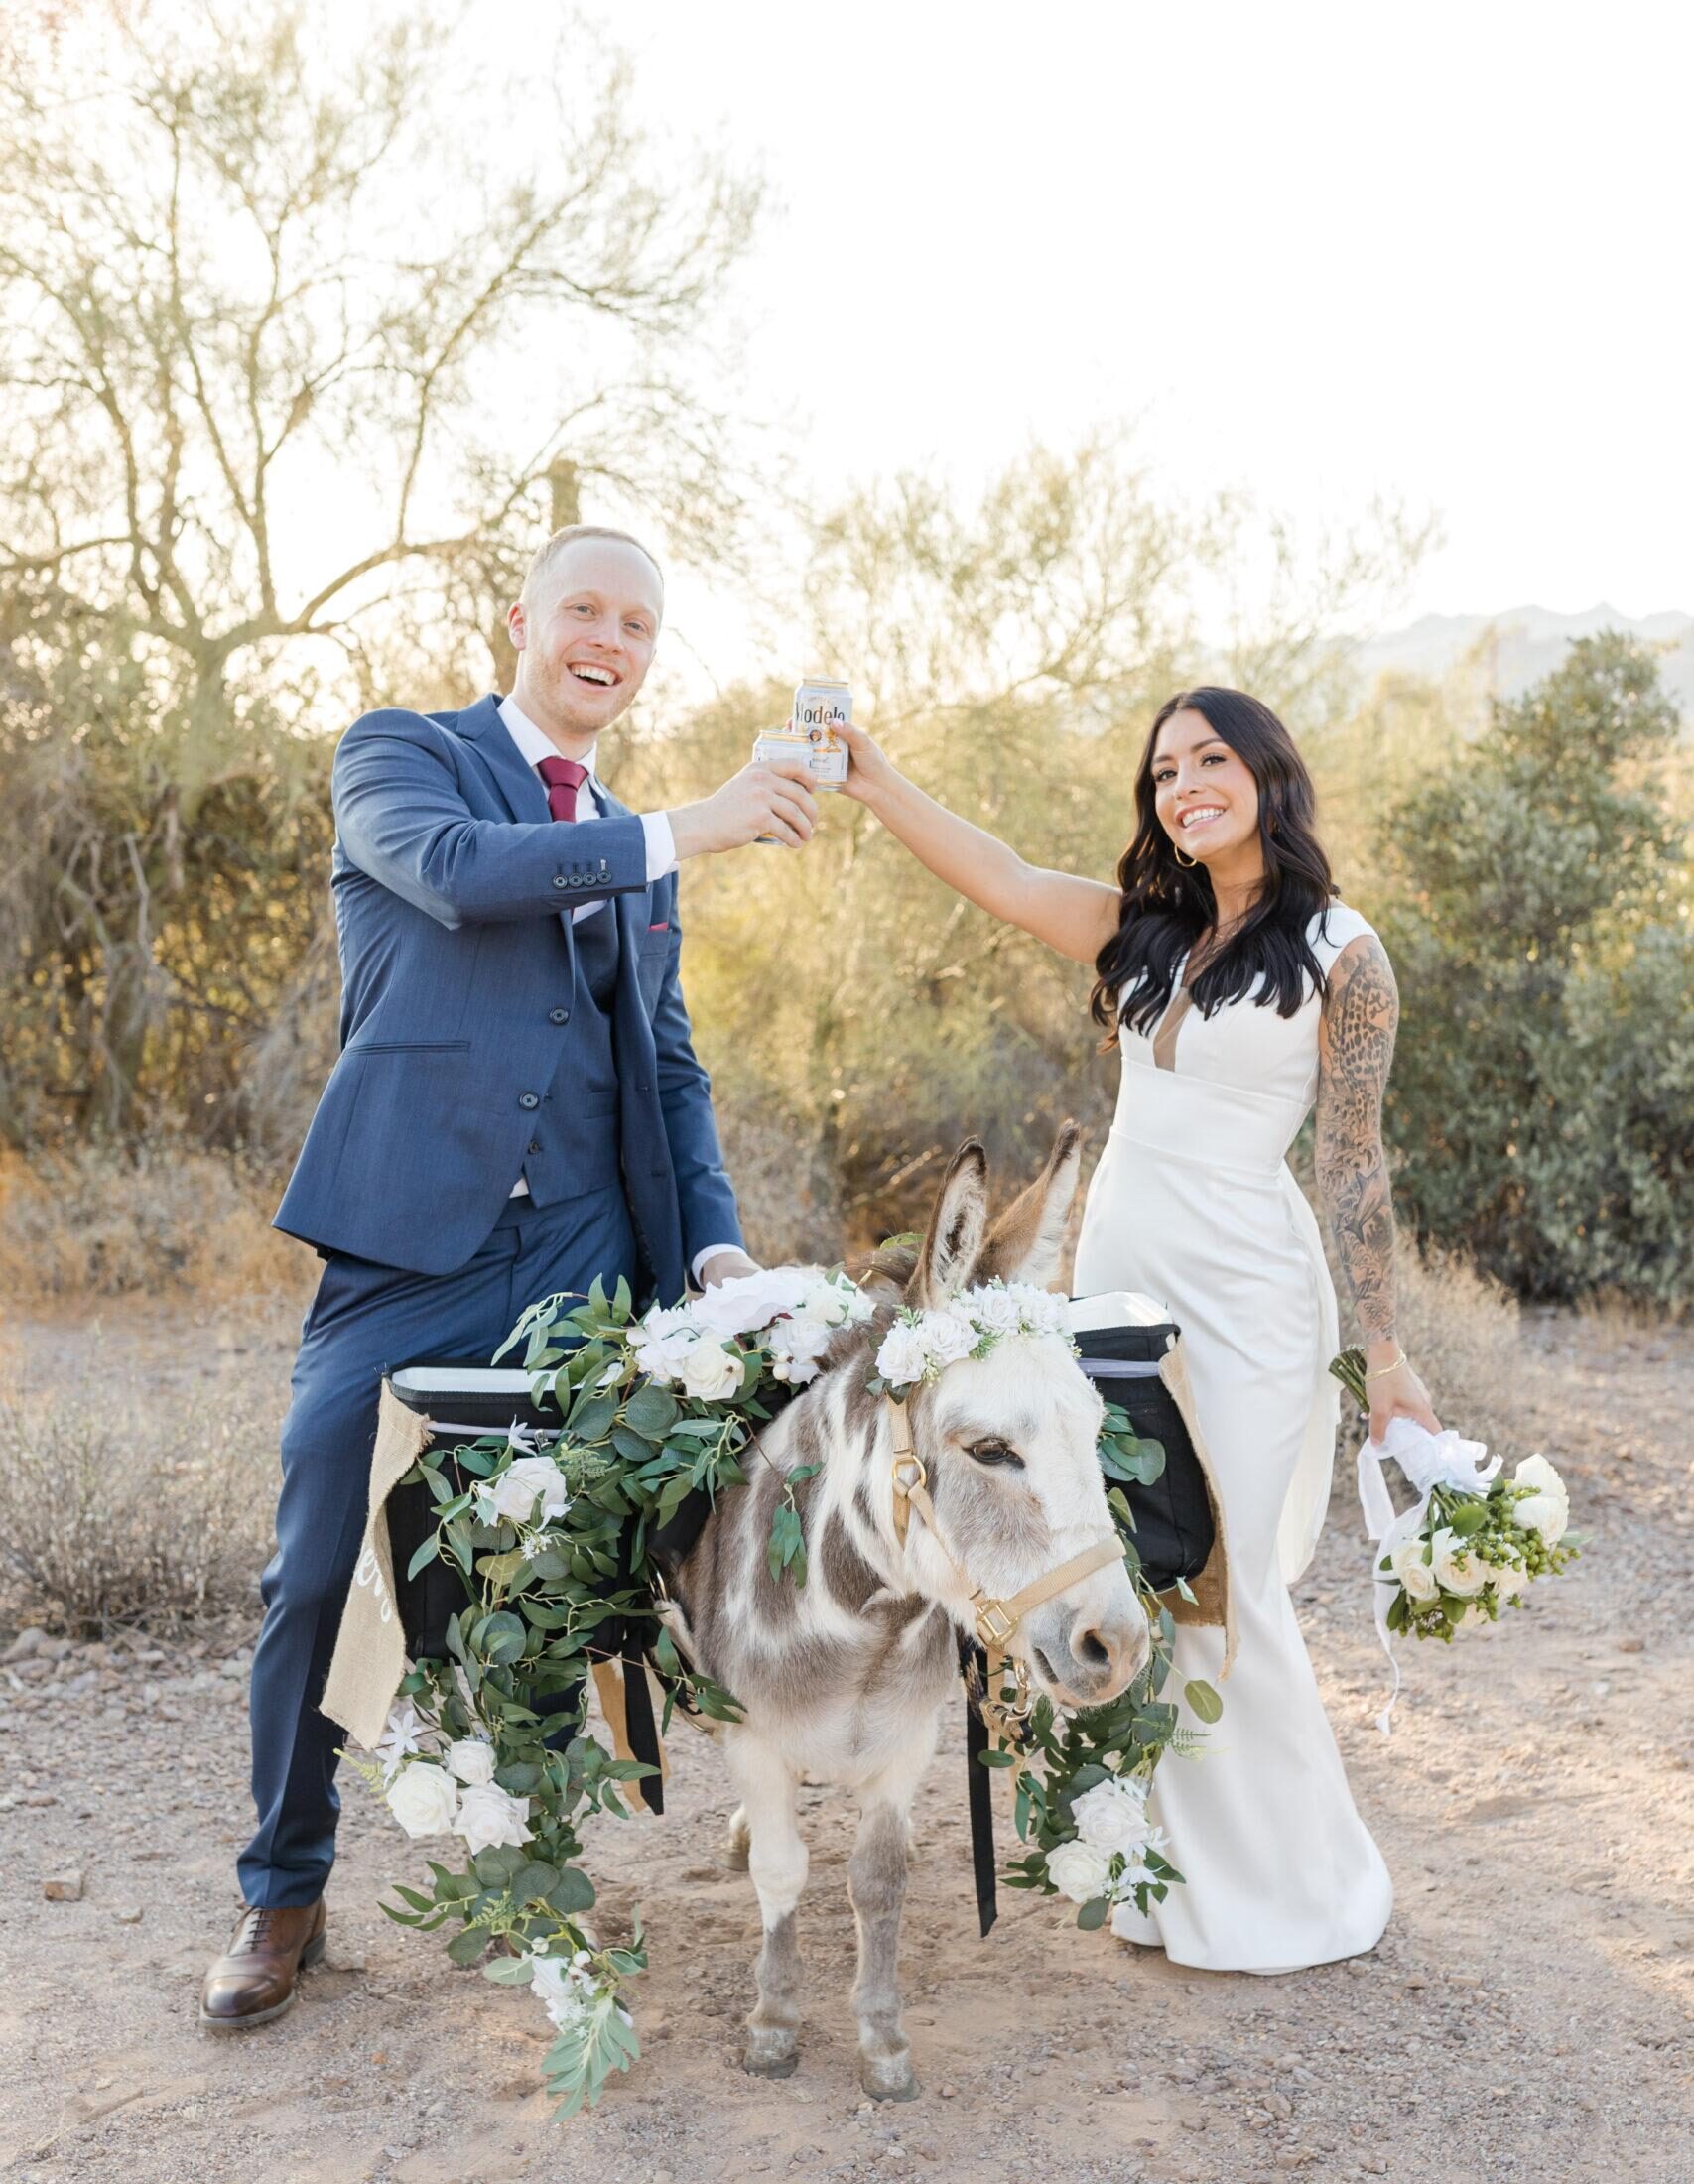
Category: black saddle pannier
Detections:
[
  {"x1": 1068, "y1": 1294, "x2": 1215, "y2": 1593},
  {"x1": 384, "y1": 1365, "x2": 556, "y2": 1661}
]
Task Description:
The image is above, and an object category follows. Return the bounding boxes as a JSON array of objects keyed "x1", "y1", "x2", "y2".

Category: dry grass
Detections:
[
  {"x1": 0, "y1": 1374, "x2": 282, "y2": 1637},
  {"x1": 0, "y1": 1143, "x2": 308, "y2": 1304}
]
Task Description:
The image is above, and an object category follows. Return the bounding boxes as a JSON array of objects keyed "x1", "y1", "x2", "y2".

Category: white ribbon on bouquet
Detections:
[{"x1": 1356, "y1": 1416, "x2": 1501, "y2": 1734}]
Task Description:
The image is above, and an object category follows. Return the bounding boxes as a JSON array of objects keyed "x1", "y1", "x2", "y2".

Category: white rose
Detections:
[
  {"x1": 1513, "y1": 1454, "x2": 1567, "y2": 1502},
  {"x1": 630, "y1": 1303, "x2": 692, "y2": 1348},
  {"x1": 638, "y1": 1331, "x2": 701, "y2": 1386},
  {"x1": 1044, "y1": 1838, "x2": 1112, "y2": 1905},
  {"x1": 919, "y1": 1309, "x2": 978, "y2": 1368},
  {"x1": 1429, "y1": 1526, "x2": 1491, "y2": 1598},
  {"x1": 446, "y1": 1737, "x2": 497, "y2": 1786},
  {"x1": 1389, "y1": 1538, "x2": 1440, "y2": 1604},
  {"x1": 453, "y1": 1781, "x2": 532, "y2": 1857},
  {"x1": 693, "y1": 1267, "x2": 810, "y2": 1339},
  {"x1": 795, "y1": 1279, "x2": 853, "y2": 1329},
  {"x1": 1072, "y1": 1778, "x2": 1155, "y2": 1859},
  {"x1": 875, "y1": 1323, "x2": 932, "y2": 1388},
  {"x1": 1513, "y1": 1490, "x2": 1569, "y2": 1545},
  {"x1": 385, "y1": 1759, "x2": 459, "y2": 1839},
  {"x1": 483, "y1": 1453, "x2": 569, "y2": 1527},
  {"x1": 679, "y1": 1341, "x2": 746, "y2": 1403},
  {"x1": 969, "y1": 1285, "x2": 1026, "y2": 1336}
]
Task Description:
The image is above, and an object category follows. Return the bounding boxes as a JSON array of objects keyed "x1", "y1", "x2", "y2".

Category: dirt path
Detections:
[{"x1": 3, "y1": 1307, "x2": 1692, "y2": 2183}]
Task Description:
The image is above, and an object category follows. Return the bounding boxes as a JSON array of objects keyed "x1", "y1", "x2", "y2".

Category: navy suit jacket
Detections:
[{"x1": 273, "y1": 694, "x2": 742, "y2": 1291}]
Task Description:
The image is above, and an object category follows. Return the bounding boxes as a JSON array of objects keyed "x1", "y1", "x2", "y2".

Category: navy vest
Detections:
[{"x1": 522, "y1": 903, "x2": 622, "y2": 1206}]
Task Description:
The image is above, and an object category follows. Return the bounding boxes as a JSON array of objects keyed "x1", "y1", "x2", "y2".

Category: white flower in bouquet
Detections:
[
  {"x1": 480, "y1": 1453, "x2": 570, "y2": 1528},
  {"x1": 920, "y1": 1308, "x2": 979, "y2": 1368},
  {"x1": 1511, "y1": 1454, "x2": 1570, "y2": 1544},
  {"x1": 529, "y1": 1947, "x2": 599, "y2": 2032},
  {"x1": 640, "y1": 1331, "x2": 702, "y2": 1386},
  {"x1": 1429, "y1": 1527, "x2": 1491, "y2": 1598},
  {"x1": 1388, "y1": 1538, "x2": 1441, "y2": 1604},
  {"x1": 680, "y1": 1341, "x2": 746, "y2": 1403},
  {"x1": 692, "y1": 1267, "x2": 810, "y2": 1340},
  {"x1": 1072, "y1": 1777, "x2": 1156, "y2": 1860},
  {"x1": 453, "y1": 1780, "x2": 532, "y2": 1856},
  {"x1": 875, "y1": 1322, "x2": 932, "y2": 1390},
  {"x1": 446, "y1": 1737, "x2": 497, "y2": 1786},
  {"x1": 769, "y1": 1317, "x2": 834, "y2": 1385},
  {"x1": 386, "y1": 1758, "x2": 459, "y2": 1838},
  {"x1": 795, "y1": 1276, "x2": 856, "y2": 1329},
  {"x1": 374, "y1": 1699, "x2": 431, "y2": 1784},
  {"x1": 1044, "y1": 1838, "x2": 1113, "y2": 1904}
]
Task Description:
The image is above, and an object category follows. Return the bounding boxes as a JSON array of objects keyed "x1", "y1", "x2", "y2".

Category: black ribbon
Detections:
[{"x1": 959, "y1": 1635, "x2": 998, "y2": 1938}]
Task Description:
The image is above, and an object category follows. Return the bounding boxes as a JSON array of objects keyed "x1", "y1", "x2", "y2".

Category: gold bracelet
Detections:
[{"x1": 1363, "y1": 1348, "x2": 1407, "y2": 1382}]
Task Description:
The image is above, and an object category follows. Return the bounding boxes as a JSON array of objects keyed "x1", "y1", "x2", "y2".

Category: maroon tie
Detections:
[{"x1": 536, "y1": 755, "x2": 589, "y2": 823}]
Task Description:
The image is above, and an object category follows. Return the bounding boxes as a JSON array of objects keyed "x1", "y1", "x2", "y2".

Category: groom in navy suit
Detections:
[{"x1": 201, "y1": 525, "x2": 821, "y2": 2028}]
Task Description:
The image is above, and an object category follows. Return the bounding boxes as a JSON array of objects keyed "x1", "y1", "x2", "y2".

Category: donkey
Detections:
[{"x1": 662, "y1": 1124, "x2": 1149, "y2": 2101}]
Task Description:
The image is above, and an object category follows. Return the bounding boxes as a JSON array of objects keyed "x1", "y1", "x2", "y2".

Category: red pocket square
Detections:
[{"x1": 647, "y1": 920, "x2": 670, "y2": 932}]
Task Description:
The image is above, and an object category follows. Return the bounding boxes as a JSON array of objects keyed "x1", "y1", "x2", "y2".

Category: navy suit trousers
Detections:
[{"x1": 238, "y1": 1183, "x2": 637, "y2": 1909}]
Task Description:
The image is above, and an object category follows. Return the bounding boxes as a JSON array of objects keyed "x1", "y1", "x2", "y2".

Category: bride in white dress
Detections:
[{"x1": 835, "y1": 687, "x2": 1441, "y2": 1974}]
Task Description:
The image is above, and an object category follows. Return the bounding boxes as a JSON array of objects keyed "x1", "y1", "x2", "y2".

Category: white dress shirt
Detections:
[{"x1": 498, "y1": 697, "x2": 738, "y2": 1284}]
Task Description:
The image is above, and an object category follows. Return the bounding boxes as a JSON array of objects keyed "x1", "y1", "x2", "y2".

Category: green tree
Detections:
[
  {"x1": 0, "y1": 0, "x2": 763, "y2": 1142},
  {"x1": 1379, "y1": 631, "x2": 1693, "y2": 1304}
]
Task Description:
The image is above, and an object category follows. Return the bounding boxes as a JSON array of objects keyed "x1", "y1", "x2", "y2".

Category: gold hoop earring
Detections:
[{"x1": 1174, "y1": 845, "x2": 1198, "y2": 868}]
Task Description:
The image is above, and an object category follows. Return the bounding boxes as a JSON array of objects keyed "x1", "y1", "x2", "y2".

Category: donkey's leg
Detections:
[
  {"x1": 727, "y1": 1737, "x2": 807, "y2": 2078},
  {"x1": 848, "y1": 1749, "x2": 927, "y2": 2102}
]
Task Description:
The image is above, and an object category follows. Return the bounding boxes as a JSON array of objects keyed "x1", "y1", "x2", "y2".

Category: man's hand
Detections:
[
  {"x1": 695, "y1": 1247, "x2": 760, "y2": 1290},
  {"x1": 670, "y1": 759, "x2": 820, "y2": 858}
]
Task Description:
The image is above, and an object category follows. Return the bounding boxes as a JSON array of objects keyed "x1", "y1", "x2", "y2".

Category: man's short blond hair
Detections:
[{"x1": 520, "y1": 524, "x2": 665, "y2": 615}]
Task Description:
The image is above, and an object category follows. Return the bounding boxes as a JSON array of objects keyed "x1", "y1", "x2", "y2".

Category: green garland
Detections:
[{"x1": 354, "y1": 1282, "x2": 1218, "y2": 2116}]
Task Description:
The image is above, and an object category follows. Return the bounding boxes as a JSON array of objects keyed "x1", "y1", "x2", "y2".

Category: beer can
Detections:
[{"x1": 750, "y1": 679, "x2": 852, "y2": 839}]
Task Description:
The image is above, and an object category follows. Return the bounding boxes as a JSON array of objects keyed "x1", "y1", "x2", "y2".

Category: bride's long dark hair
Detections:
[{"x1": 1090, "y1": 687, "x2": 1339, "y2": 1042}]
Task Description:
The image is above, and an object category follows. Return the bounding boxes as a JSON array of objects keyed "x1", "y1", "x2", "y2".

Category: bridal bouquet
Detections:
[{"x1": 1332, "y1": 1349, "x2": 1582, "y2": 1728}]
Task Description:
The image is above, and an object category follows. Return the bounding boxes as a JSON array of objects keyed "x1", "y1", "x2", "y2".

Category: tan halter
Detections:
[{"x1": 886, "y1": 1397, "x2": 1126, "y2": 1736}]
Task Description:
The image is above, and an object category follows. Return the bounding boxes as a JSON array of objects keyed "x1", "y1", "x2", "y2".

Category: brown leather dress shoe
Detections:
[{"x1": 199, "y1": 1899, "x2": 326, "y2": 2029}]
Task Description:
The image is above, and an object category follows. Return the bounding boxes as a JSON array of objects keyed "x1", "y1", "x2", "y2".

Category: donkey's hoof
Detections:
[
  {"x1": 717, "y1": 1833, "x2": 751, "y2": 1873},
  {"x1": 743, "y1": 2040, "x2": 800, "y2": 2080},
  {"x1": 860, "y1": 2055, "x2": 919, "y2": 2103}
]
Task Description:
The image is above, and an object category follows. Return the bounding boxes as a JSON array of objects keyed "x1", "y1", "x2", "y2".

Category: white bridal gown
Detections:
[{"x1": 1074, "y1": 901, "x2": 1392, "y2": 1974}]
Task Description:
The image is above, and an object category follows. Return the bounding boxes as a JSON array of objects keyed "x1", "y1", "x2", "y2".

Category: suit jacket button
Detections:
[
  {"x1": 551, "y1": 874, "x2": 568, "y2": 889},
  {"x1": 519, "y1": 1092, "x2": 540, "y2": 1110},
  {"x1": 527, "y1": 1140, "x2": 542, "y2": 1156},
  {"x1": 549, "y1": 1007, "x2": 570, "y2": 1025}
]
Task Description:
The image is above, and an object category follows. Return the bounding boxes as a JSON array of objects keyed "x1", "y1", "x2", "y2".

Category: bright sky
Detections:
[{"x1": 612, "y1": 0, "x2": 1690, "y2": 661}]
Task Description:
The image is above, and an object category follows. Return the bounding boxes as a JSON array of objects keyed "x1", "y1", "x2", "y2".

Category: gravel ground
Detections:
[{"x1": 3, "y1": 1303, "x2": 1692, "y2": 2184}]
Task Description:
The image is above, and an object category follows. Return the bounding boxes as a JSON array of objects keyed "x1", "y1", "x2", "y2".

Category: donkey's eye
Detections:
[{"x1": 967, "y1": 1439, "x2": 1024, "y2": 1471}]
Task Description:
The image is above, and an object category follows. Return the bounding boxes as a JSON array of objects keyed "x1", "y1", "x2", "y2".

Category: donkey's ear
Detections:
[
  {"x1": 909, "y1": 1139, "x2": 991, "y2": 1308},
  {"x1": 974, "y1": 1121, "x2": 1083, "y2": 1291}
]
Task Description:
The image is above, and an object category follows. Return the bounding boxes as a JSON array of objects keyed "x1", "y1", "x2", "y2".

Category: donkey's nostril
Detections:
[
  {"x1": 1033, "y1": 1646, "x2": 1059, "y2": 1686},
  {"x1": 1077, "y1": 1628, "x2": 1112, "y2": 1672}
]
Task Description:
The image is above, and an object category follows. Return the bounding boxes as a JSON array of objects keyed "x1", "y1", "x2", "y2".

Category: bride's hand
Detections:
[
  {"x1": 832, "y1": 719, "x2": 898, "y2": 806},
  {"x1": 1367, "y1": 1349, "x2": 1441, "y2": 1444}
]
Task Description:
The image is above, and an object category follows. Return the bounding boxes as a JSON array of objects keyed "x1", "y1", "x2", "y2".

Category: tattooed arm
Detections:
[{"x1": 1314, "y1": 934, "x2": 1441, "y2": 1440}]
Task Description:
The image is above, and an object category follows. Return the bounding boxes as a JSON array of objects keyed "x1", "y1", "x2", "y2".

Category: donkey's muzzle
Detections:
[{"x1": 1032, "y1": 1601, "x2": 1150, "y2": 1708}]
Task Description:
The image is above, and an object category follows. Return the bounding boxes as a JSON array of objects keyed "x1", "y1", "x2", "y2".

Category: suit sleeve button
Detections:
[
  {"x1": 551, "y1": 874, "x2": 568, "y2": 889},
  {"x1": 519, "y1": 1092, "x2": 540, "y2": 1111},
  {"x1": 549, "y1": 1007, "x2": 570, "y2": 1025}
]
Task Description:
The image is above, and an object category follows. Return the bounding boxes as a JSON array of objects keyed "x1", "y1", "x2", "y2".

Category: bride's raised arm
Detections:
[{"x1": 833, "y1": 720, "x2": 1120, "y2": 967}]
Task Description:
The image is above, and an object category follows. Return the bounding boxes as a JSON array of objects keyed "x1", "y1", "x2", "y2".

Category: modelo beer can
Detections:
[{"x1": 751, "y1": 680, "x2": 851, "y2": 836}]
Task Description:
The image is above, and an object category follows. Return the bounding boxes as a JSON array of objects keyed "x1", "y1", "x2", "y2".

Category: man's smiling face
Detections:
[{"x1": 509, "y1": 535, "x2": 664, "y2": 747}]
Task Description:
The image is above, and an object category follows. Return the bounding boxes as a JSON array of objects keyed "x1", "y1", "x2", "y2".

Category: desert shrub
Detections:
[
  {"x1": 1379, "y1": 633, "x2": 1694, "y2": 1307},
  {"x1": 0, "y1": 1143, "x2": 310, "y2": 1303},
  {"x1": 0, "y1": 1378, "x2": 281, "y2": 1635}
]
